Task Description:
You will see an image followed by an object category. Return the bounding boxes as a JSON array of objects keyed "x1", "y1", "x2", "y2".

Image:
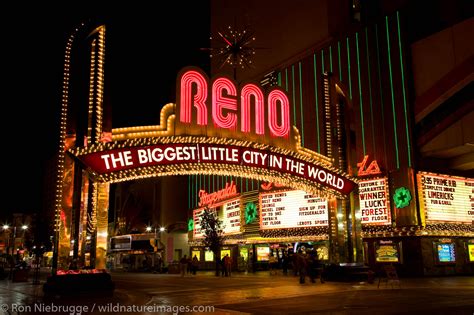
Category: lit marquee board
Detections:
[
  {"x1": 358, "y1": 178, "x2": 391, "y2": 225},
  {"x1": 259, "y1": 190, "x2": 328, "y2": 229},
  {"x1": 193, "y1": 198, "x2": 241, "y2": 238},
  {"x1": 222, "y1": 198, "x2": 241, "y2": 234},
  {"x1": 193, "y1": 207, "x2": 216, "y2": 239},
  {"x1": 417, "y1": 172, "x2": 474, "y2": 224}
]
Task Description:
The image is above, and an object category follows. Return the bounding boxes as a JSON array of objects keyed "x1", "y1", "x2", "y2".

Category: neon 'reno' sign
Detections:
[{"x1": 177, "y1": 67, "x2": 290, "y2": 138}]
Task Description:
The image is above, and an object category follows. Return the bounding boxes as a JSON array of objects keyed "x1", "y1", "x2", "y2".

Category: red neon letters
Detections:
[
  {"x1": 178, "y1": 68, "x2": 290, "y2": 138},
  {"x1": 198, "y1": 181, "x2": 238, "y2": 207},
  {"x1": 212, "y1": 78, "x2": 238, "y2": 129},
  {"x1": 241, "y1": 84, "x2": 265, "y2": 135},
  {"x1": 357, "y1": 155, "x2": 382, "y2": 176}
]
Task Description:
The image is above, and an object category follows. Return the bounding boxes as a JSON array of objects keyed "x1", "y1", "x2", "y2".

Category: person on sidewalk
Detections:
[
  {"x1": 191, "y1": 255, "x2": 199, "y2": 275},
  {"x1": 269, "y1": 254, "x2": 278, "y2": 275},
  {"x1": 281, "y1": 252, "x2": 289, "y2": 275},
  {"x1": 307, "y1": 251, "x2": 317, "y2": 283},
  {"x1": 223, "y1": 254, "x2": 231, "y2": 277},
  {"x1": 179, "y1": 255, "x2": 188, "y2": 277},
  {"x1": 296, "y1": 250, "x2": 307, "y2": 284}
]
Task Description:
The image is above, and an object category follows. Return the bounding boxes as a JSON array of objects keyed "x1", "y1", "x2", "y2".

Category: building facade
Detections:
[{"x1": 184, "y1": 0, "x2": 473, "y2": 276}]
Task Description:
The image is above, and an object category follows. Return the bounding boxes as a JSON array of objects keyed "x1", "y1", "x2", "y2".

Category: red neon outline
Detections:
[
  {"x1": 267, "y1": 90, "x2": 290, "y2": 138},
  {"x1": 241, "y1": 84, "x2": 265, "y2": 135},
  {"x1": 212, "y1": 78, "x2": 237, "y2": 129},
  {"x1": 179, "y1": 70, "x2": 208, "y2": 125},
  {"x1": 357, "y1": 155, "x2": 382, "y2": 176}
]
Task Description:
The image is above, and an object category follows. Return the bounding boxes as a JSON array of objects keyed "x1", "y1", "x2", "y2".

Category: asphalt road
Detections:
[
  {"x1": 110, "y1": 271, "x2": 474, "y2": 314},
  {"x1": 2, "y1": 269, "x2": 474, "y2": 314}
]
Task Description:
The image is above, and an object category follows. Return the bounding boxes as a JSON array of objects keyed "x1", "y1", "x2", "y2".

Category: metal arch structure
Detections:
[
  {"x1": 52, "y1": 24, "x2": 357, "y2": 273},
  {"x1": 70, "y1": 103, "x2": 356, "y2": 198}
]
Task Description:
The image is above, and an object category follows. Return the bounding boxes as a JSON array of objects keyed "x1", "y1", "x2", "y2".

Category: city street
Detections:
[{"x1": 1, "y1": 269, "x2": 474, "y2": 314}]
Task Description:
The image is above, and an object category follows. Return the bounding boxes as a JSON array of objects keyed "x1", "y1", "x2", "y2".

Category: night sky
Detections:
[{"x1": 2, "y1": 2, "x2": 210, "y2": 218}]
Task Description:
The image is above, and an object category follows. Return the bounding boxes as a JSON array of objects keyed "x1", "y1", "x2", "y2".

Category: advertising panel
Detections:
[
  {"x1": 359, "y1": 178, "x2": 391, "y2": 225},
  {"x1": 436, "y1": 243, "x2": 456, "y2": 263},
  {"x1": 468, "y1": 244, "x2": 474, "y2": 262},
  {"x1": 220, "y1": 249, "x2": 231, "y2": 259},
  {"x1": 256, "y1": 246, "x2": 270, "y2": 261},
  {"x1": 193, "y1": 197, "x2": 241, "y2": 238},
  {"x1": 221, "y1": 198, "x2": 241, "y2": 234},
  {"x1": 375, "y1": 241, "x2": 400, "y2": 263},
  {"x1": 204, "y1": 250, "x2": 214, "y2": 262},
  {"x1": 192, "y1": 207, "x2": 210, "y2": 239},
  {"x1": 417, "y1": 172, "x2": 474, "y2": 224},
  {"x1": 191, "y1": 250, "x2": 200, "y2": 261},
  {"x1": 79, "y1": 143, "x2": 357, "y2": 195},
  {"x1": 259, "y1": 190, "x2": 328, "y2": 229}
]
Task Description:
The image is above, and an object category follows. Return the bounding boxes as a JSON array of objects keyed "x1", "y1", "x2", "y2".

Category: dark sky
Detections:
[{"x1": 2, "y1": 2, "x2": 210, "y2": 218}]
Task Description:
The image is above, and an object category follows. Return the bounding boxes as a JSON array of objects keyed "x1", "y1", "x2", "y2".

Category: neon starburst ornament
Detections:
[
  {"x1": 245, "y1": 202, "x2": 257, "y2": 224},
  {"x1": 393, "y1": 187, "x2": 412, "y2": 208},
  {"x1": 202, "y1": 25, "x2": 261, "y2": 79}
]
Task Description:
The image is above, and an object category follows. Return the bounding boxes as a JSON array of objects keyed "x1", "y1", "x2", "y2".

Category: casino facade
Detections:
[{"x1": 53, "y1": 0, "x2": 473, "y2": 276}]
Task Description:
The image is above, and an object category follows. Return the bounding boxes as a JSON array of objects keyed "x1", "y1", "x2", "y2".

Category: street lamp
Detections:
[
  {"x1": 2, "y1": 225, "x2": 10, "y2": 255},
  {"x1": 144, "y1": 225, "x2": 165, "y2": 271}
]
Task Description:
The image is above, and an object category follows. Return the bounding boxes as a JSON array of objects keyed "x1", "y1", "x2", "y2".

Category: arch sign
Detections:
[{"x1": 71, "y1": 67, "x2": 356, "y2": 198}]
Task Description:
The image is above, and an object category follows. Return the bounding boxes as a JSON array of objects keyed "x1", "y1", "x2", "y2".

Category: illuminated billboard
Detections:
[
  {"x1": 79, "y1": 143, "x2": 356, "y2": 196},
  {"x1": 259, "y1": 190, "x2": 328, "y2": 230},
  {"x1": 375, "y1": 241, "x2": 400, "y2": 263},
  {"x1": 193, "y1": 207, "x2": 217, "y2": 239},
  {"x1": 193, "y1": 194, "x2": 241, "y2": 238},
  {"x1": 256, "y1": 246, "x2": 270, "y2": 261},
  {"x1": 417, "y1": 172, "x2": 474, "y2": 224},
  {"x1": 221, "y1": 198, "x2": 241, "y2": 234},
  {"x1": 436, "y1": 243, "x2": 456, "y2": 263},
  {"x1": 358, "y1": 178, "x2": 391, "y2": 225},
  {"x1": 468, "y1": 244, "x2": 474, "y2": 262}
]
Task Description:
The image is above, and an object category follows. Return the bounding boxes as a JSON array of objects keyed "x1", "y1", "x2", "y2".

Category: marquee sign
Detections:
[
  {"x1": 358, "y1": 178, "x2": 391, "y2": 225},
  {"x1": 79, "y1": 143, "x2": 355, "y2": 195},
  {"x1": 71, "y1": 67, "x2": 357, "y2": 198},
  {"x1": 192, "y1": 196, "x2": 241, "y2": 238},
  {"x1": 259, "y1": 190, "x2": 329, "y2": 229},
  {"x1": 417, "y1": 172, "x2": 474, "y2": 224}
]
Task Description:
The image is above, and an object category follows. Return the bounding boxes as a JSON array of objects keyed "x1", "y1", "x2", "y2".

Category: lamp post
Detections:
[
  {"x1": 1, "y1": 225, "x2": 21, "y2": 257},
  {"x1": 146, "y1": 226, "x2": 165, "y2": 272},
  {"x1": 2, "y1": 225, "x2": 10, "y2": 256}
]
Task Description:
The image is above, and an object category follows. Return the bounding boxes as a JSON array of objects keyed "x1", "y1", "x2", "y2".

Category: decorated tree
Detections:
[{"x1": 199, "y1": 207, "x2": 225, "y2": 276}]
